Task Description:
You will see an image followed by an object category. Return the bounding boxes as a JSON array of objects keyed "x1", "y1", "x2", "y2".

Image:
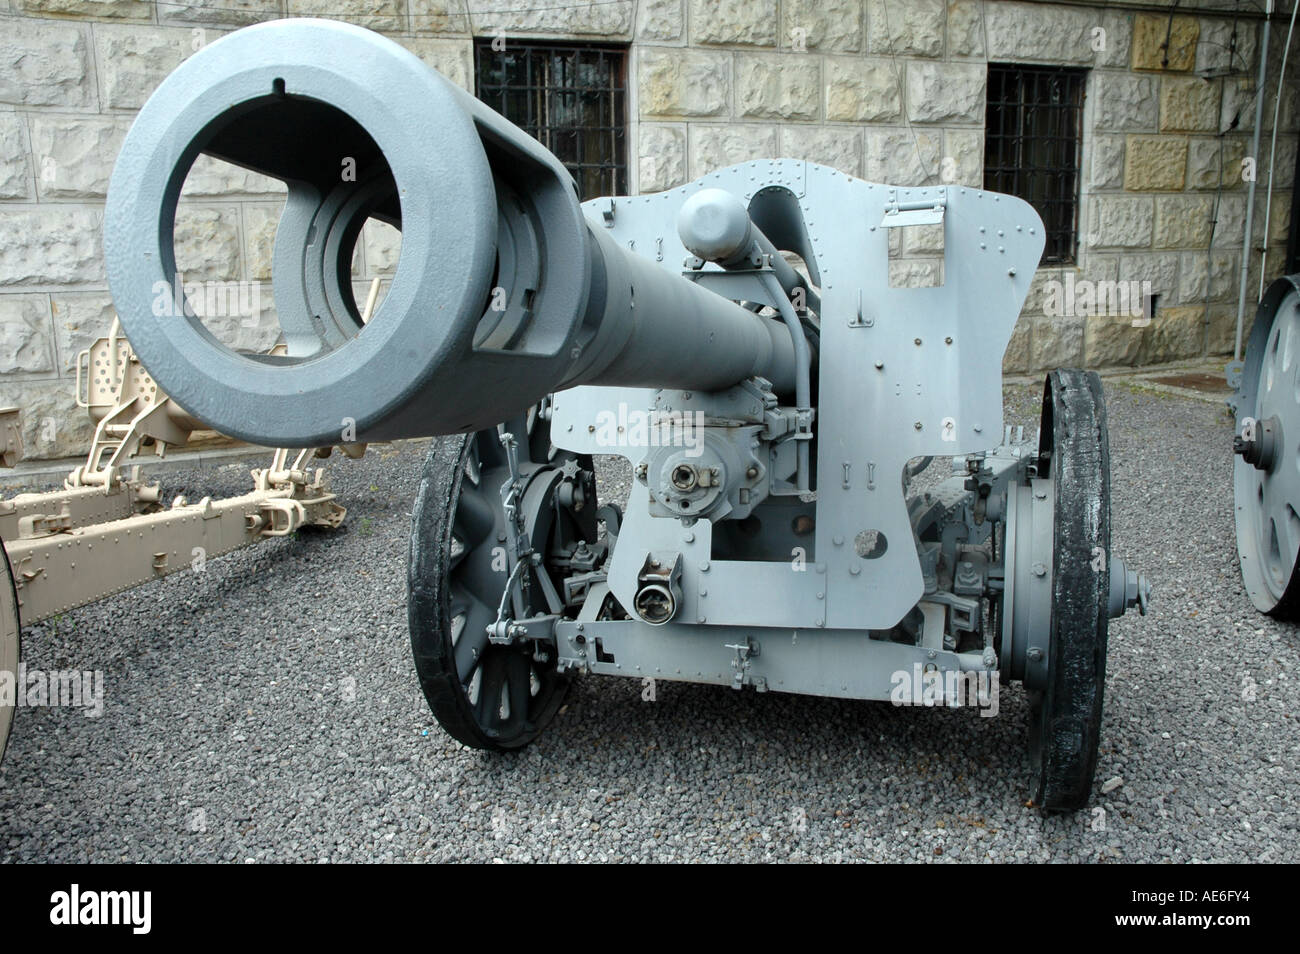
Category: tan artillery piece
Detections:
[{"x1": 0, "y1": 307, "x2": 373, "y2": 762}]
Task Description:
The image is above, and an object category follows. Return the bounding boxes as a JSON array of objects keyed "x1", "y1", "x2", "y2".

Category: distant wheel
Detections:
[
  {"x1": 0, "y1": 536, "x2": 20, "y2": 764},
  {"x1": 1233, "y1": 276, "x2": 1300, "y2": 617},
  {"x1": 407, "y1": 415, "x2": 580, "y2": 750},
  {"x1": 1028, "y1": 369, "x2": 1111, "y2": 812}
]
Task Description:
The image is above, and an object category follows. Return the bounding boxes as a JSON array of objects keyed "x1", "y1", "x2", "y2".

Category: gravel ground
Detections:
[{"x1": 1, "y1": 379, "x2": 1296, "y2": 863}]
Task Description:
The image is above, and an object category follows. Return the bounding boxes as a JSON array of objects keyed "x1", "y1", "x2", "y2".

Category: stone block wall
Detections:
[{"x1": 0, "y1": 0, "x2": 1295, "y2": 457}]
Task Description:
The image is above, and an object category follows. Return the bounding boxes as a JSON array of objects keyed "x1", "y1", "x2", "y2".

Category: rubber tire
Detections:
[
  {"x1": 1029, "y1": 369, "x2": 1111, "y2": 813},
  {"x1": 407, "y1": 433, "x2": 570, "y2": 751},
  {"x1": 0, "y1": 536, "x2": 20, "y2": 766}
]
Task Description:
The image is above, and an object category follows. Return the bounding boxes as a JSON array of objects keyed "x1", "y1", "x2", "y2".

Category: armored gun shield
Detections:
[{"x1": 104, "y1": 19, "x2": 1149, "y2": 811}]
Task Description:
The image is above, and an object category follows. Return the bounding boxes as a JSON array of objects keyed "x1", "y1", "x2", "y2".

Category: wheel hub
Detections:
[{"x1": 1233, "y1": 415, "x2": 1280, "y2": 471}]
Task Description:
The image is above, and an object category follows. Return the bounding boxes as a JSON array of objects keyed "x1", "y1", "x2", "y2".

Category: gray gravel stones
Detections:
[{"x1": 0, "y1": 380, "x2": 1296, "y2": 862}]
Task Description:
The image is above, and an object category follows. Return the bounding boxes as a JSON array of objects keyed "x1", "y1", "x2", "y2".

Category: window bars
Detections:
[
  {"x1": 475, "y1": 40, "x2": 629, "y2": 200},
  {"x1": 985, "y1": 64, "x2": 1088, "y2": 265}
]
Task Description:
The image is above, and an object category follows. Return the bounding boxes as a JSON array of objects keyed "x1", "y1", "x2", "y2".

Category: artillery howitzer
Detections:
[
  {"x1": 102, "y1": 19, "x2": 1149, "y2": 810},
  {"x1": 1231, "y1": 276, "x2": 1300, "y2": 617},
  {"x1": 0, "y1": 322, "x2": 358, "y2": 764}
]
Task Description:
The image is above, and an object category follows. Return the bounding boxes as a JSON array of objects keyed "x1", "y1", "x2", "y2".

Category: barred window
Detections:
[
  {"x1": 474, "y1": 40, "x2": 628, "y2": 199},
  {"x1": 984, "y1": 64, "x2": 1088, "y2": 265}
]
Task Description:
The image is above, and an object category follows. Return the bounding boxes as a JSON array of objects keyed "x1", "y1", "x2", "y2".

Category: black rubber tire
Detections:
[
  {"x1": 0, "y1": 536, "x2": 20, "y2": 766},
  {"x1": 1265, "y1": 568, "x2": 1300, "y2": 619},
  {"x1": 1028, "y1": 369, "x2": 1111, "y2": 812},
  {"x1": 407, "y1": 433, "x2": 570, "y2": 751}
]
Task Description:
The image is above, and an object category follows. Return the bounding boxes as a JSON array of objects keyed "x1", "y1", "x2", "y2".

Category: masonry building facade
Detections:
[{"x1": 0, "y1": 0, "x2": 1295, "y2": 456}]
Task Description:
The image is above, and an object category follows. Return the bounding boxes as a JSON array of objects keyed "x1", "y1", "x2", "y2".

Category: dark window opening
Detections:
[
  {"x1": 984, "y1": 64, "x2": 1087, "y2": 265},
  {"x1": 1144, "y1": 292, "x2": 1159, "y2": 324},
  {"x1": 474, "y1": 39, "x2": 628, "y2": 200}
]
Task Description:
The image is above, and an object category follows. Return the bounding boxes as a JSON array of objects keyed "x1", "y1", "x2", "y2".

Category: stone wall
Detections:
[{"x1": 0, "y1": 0, "x2": 1295, "y2": 457}]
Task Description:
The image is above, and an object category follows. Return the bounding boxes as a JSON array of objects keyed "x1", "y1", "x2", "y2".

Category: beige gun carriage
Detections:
[{"x1": 0, "y1": 315, "x2": 373, "y2": 763}]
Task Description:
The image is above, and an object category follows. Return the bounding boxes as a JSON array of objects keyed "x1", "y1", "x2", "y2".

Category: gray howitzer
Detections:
[
  {"x1": 104, "y1": 19, "x2": 1149, "y2": 811},
  {"x1": 1231, "y1": 275, "x2": 1300, "y2": 617}
]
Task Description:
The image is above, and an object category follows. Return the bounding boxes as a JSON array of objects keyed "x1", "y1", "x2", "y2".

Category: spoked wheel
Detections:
[
  {"x1": 1028, "y1": 369, "x2": 1111, "y2": 812},
  {"x1": 408, "y1": 410, "x2": 593, "y2": 750},
  {"x1": 0, "y1": 536, "x2": 20, "y2": 764},
  {"x1": 1233, "y1": 276, "x2": 1300, "y2": 617}
]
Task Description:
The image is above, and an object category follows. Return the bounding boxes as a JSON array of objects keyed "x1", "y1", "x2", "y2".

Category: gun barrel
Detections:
[{"x1": 103, "y1": 19, "x2": 796, "y2": 447}]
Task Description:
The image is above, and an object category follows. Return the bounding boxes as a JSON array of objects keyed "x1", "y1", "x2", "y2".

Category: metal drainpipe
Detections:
[{"x1": 1235, "y1": 2, "x2": 1274, "y2": 362}]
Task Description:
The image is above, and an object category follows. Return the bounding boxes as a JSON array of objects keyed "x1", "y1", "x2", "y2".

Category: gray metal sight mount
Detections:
[{"x1": 104, "y1": 19, "x2": 1149, "y2": 812}]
